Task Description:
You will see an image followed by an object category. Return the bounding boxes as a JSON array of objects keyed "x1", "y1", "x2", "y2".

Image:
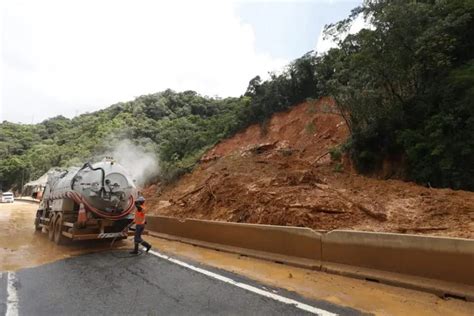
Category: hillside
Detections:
[
  {"x1": 0, "y1": 91, "x2": 251, "y2": 190},
  {"x1": 145, "y1": 99, "x2": 474, "y2": 238},
  {"x1": 0, "y1": 48, "x2": 320, "y2": 192},
  {"x1": 2, "y1": 1, "x2": 473, "y2": 199}
]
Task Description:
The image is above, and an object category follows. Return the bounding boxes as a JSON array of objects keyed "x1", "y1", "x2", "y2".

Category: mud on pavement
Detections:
[{"x1": 0, "y1": 202, "x2": 127, "y2": 271}]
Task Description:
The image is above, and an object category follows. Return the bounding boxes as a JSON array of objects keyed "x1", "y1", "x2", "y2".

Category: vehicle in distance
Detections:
[{"x1": 1, "y1": 192, "x2": 14, "y2": 203}]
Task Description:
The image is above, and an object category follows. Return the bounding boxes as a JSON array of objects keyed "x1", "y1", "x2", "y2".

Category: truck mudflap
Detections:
[{"x1": 62, "y1": 231, "x2": 135, "y2": 240}]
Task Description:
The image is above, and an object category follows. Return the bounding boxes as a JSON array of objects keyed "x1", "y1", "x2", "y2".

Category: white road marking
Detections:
[
  {"x1": 6, "y1": 272, "x2": 19, "y2": 316},
  {"x1": 148, "y1": 250, "x2": 337, "y2": 316}
]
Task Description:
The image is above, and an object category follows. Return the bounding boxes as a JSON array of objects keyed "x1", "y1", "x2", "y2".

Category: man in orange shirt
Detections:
[{"x1": 130, "y1": 196, "x2": 152, "y2": 254}]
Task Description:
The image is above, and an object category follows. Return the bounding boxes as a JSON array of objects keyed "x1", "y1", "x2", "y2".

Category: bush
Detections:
[
  {"x1": 333, "y1": 163, "x2": 343, "y2": 173},
  {"x1": 329, "y1": 146, "x2": 342, "y2": 161},
  {"x1": 305, "y1": 122, "x2": 316, "y2": 134}
]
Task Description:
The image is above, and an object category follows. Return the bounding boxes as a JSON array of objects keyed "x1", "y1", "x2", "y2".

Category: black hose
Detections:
[
  {"x1": 70, "y1": 162, "x2": 106, "y2": 197},
  {"x1": 85, "y1": 163, "x2": 106, "y2": 189}
]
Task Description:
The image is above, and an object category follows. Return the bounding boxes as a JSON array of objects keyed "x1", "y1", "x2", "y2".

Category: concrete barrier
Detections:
[
  {"x1": 321, "y1": 230, "x2": 474, "y2": 300},
  {"x1": 146, "y1": 216, "x2": 322, "y2": 269},
  {"x1": 146, "y1": 215, "x2": 474, "y2": 301},
  {"x1": 15, "y1": 197, "x2": 40, "y2": 204}
]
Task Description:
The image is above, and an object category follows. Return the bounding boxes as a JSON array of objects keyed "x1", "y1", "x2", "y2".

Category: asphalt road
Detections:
[{"x1": 0, "y1": 250, "x2": 362, "y2": 316}]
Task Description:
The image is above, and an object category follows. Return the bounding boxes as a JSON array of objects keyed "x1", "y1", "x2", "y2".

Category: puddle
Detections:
[{"x1": 0, "y1": 202, "x2": 128, "y2": 271}]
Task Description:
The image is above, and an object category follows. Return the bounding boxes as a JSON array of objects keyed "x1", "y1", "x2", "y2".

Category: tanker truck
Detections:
[{"x1": 34, "y1": 157, "x2": 138, "y2": 244}]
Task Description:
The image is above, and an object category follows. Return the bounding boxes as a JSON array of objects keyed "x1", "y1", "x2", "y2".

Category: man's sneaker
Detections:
[{"x1": 146, "y1": 245, "x2": 152, "y2": 253}]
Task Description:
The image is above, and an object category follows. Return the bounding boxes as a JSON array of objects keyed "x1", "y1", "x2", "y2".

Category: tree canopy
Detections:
[{"x1": 319, "y1": 0, "x2": 474, "y2": 189}]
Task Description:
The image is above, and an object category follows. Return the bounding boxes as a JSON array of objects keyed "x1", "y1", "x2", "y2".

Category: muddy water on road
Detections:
[{"x1": 0, "y1": 202, "x2": 126, "y2": 271}]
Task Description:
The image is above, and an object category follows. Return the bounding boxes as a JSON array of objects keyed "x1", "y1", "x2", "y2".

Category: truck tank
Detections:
[{"x1": 35, "y1": 158, "x2": 138, "y2": 244}]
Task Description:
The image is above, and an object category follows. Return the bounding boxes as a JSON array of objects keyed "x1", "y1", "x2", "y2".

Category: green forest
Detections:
[{"x1": 1, "y1": 0, "x2": 473, "y2": 191}]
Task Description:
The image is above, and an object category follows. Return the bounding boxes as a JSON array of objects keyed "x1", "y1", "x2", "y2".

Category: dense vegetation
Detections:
[
  {"x1": 1, "y1": 0, "x2": 473, "y2": 191},
  {"x1": 0, "y1": 91, "x2": 245, "y2": 189},
  {"x1": 320, "y1": 0, "x2": 474, "y2": 189},
  {"x1": 0, "y1": 54, "x2": 318, "y2": 191}
]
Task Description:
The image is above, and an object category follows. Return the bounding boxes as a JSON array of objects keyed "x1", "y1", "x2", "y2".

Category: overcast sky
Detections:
[{"x1": 0, "y1": 0, "x2": 360, "y2": 124}]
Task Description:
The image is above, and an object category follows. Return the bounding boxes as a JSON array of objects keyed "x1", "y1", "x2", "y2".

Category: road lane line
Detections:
[
  {"x1": 6, "y1": 272, "x2": 19, "y2": 316},
  {"x1": 148, "y1": 250, "x2": 337, "y2": 316}
]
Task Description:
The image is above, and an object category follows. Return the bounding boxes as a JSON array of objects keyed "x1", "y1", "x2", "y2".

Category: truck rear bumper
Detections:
[{"x1": 62, "y1": 231, "x2": 134, "y2": 240}]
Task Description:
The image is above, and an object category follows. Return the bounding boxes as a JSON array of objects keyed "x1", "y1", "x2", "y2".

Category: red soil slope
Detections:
[{"x1": 145, "y1": 98, "x2": 474, "y2": 238}]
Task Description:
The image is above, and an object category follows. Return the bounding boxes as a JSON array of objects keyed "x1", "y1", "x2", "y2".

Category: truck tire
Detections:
[
  {"x1": 34, "y1": 211, "x2": 42, "y2": 231},
  {"x1": 48, "y1": 213, "x2": 57, "y2": 241},
  {"x1": 54, "y1": 214, "x2": 68, "y2": 245}
]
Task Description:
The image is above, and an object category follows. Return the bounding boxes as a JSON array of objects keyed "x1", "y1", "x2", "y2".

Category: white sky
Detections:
[
  {"x1": 0, "y1": 0, "x2": 358, "y2": 123},
  {"x1": 316, "y1": 13, "x2": 370, "y2": 54}
]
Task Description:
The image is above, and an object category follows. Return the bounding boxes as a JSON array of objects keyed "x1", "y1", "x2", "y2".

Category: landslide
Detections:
[{"x1": 145, "y1": 98, "x2": 474, "y2": 238}]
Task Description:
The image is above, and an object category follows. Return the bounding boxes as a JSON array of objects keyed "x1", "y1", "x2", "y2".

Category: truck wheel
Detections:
[
  {"x1": 48, "y1": 213, "x2": 57, "y2": 241},
  {"x1": 54, "y1": 214, "x2": 68, "y2": 245},
  {"x1": 34, "y1": 211, "x2": 42, "y2": 231}
]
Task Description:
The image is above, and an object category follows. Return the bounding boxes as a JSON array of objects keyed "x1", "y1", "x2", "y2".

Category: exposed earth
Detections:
[{"x1": 145, "y1": 98, "x2": 474, "y2": 238}]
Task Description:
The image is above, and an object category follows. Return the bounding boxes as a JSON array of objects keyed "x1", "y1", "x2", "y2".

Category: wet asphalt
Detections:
[{"x1": 0, "y1": 250, "x2": 364, "y2": 316}]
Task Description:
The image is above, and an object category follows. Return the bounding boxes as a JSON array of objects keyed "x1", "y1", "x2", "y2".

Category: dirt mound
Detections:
[
  {"x1": 202, "y1": 97, "x2": 346, "y2": 164},
  {"x1": 145, "y1": 99, "x2": 474, "y2": 238}
]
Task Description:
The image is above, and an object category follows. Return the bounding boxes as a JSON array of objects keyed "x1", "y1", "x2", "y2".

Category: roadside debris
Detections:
[{"x1": 146, "y1": 100, "x2": 474, "y2": 238}]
